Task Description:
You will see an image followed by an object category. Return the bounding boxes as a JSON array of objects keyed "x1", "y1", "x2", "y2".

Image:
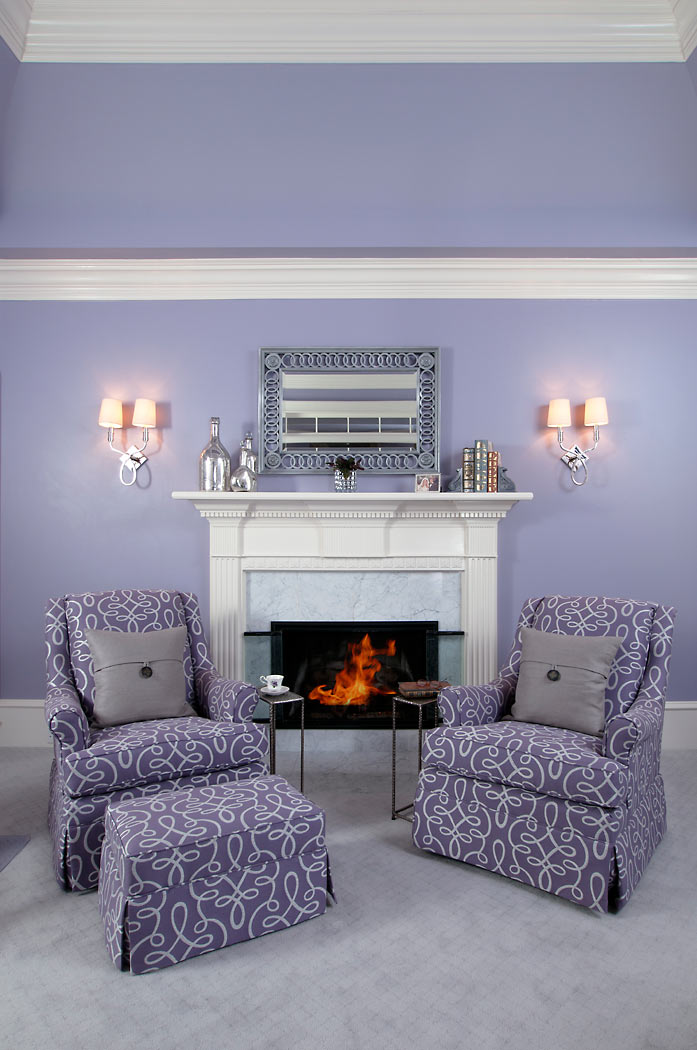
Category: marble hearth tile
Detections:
[{"x1": 246, "y1": 571, "x2": 460, "y2": 632}]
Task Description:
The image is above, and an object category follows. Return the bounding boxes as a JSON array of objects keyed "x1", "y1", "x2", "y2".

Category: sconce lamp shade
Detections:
[
  {"x1": 98, "y1": 398, "x2": 123, "y2": 429},
  {"x1": 132, "y1": 398, "x2": 157, "y2": 430},
  {"x1": 547, "y1": 398, "x2": 571, "y2": 429},
  {"x1": 584, "y1": 396, "x2": 609, "y2": 427}
]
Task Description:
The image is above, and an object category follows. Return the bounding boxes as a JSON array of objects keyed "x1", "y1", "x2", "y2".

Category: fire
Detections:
[{"x1": 309, "y1": 633, "x2": 396, "y2": 706}]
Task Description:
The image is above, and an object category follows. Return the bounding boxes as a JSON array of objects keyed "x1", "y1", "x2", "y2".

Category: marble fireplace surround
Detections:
[{"x1": 172, "y1": 491, "x2": 533, "y2": 689}]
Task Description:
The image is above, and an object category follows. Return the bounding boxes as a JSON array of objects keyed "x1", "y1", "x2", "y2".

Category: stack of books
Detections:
[
  {"x1": 398, "y1": 680, "x2": 450, "y2": 699},
  {"x1": 462, "y1": 440, "x2": 499, "y2": 492}
]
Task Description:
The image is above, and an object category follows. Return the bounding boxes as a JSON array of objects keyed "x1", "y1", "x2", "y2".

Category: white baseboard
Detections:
[
  {"x1": 0, "y1": 699, "x2": 52, "y2": 747},
  {"x1": 660, "y1": 701, "x2": 697, "y2": 749},
  {"x1": 2, "y1": 698, "x2": 696, "y2": 750}
]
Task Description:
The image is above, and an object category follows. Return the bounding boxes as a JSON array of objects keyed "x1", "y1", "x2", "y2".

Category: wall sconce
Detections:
[
  {"x1": 547, "y1": 396, "x2": 609, "y2": 487},
  {"x1": 99, "y1": 397, "x2": 157, "y2": 486}
]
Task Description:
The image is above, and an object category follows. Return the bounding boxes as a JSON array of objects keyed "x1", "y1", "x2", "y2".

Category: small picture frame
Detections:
[{"x1": 415, "y1": 473, "x2": 441, "y2": 493}]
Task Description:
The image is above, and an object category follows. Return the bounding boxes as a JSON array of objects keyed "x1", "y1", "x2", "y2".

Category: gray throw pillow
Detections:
[
  {"x1": 86, "y1": 625, "x2": 192, "y2": 728},
  {"x1": 509, "y1": 627, "x2": 621, "y2": 736}
]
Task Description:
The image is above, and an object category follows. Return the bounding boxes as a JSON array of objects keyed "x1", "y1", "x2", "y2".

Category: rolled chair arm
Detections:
[
  {"x1": 605, "y1": 603, "x2": 674, "y2": 765},
  {"x1": 603, "y1": 691, "x2": 664, "y2": 764},
  {"x1": 604, "y1": 690, "x2": 665, "y2": 807},
  {"x1": 197, "y1": 669, "x2": 258, "y2": 723},
  {"x1": 45, "y1": 685, "x2": 90, "y2": 751},
  {"x1": 439, "y1": 678, "x2": 515, "y2": 727},
  {"x1": 437, "y1": 599, "x2": 536, "y2": 727}
]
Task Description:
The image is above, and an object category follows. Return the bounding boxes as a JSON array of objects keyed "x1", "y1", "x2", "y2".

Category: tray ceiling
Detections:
[{"x1": 1, "y1": 0, "x2": 696, "y2": 64}]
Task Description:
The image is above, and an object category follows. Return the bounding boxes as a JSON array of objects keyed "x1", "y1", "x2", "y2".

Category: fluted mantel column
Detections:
[{"x1": 172, "y1": 491, "x2": 533, "y2": 684}]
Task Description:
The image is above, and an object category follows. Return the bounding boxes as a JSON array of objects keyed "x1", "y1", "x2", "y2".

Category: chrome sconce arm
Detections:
[
  {"x1": 106, "y1": 426, "x2": 152, "y2": 486},
  {"x1": 99, "y1": 398, "x2": 157, "y2": 487},
  {"x1": 547, "y1": 398, "x2": 608, "y2": 488},
  {"x1": 555, "y1": 425, "x2": 601, "y2": 487}
]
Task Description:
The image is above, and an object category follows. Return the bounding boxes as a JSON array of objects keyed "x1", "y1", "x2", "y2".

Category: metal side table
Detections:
[
  {"x1": 391, "y1": 692, "x2": 439, "y2": 821},
  {"x1": 258, "y1": 690, "x2": 304, "y2": 793}
]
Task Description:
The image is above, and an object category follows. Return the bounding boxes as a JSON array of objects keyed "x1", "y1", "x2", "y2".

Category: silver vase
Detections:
[{"x1": 199, "y1": 417, "x2": 231, "y2": 491}]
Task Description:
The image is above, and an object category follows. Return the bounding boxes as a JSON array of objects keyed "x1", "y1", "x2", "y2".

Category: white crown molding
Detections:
[
  {"x1": 20, "y1": 0, "x2": 685, "y2": 64},
  {"x1": 672, "y1": 0, "x2": 697, "y2": 56},
  {"x1": 1, "y1": 255, "x2": 697, "y2": 301},
  {"x1": 0, "y1": 0, "x2": 32, "y2": 59}
]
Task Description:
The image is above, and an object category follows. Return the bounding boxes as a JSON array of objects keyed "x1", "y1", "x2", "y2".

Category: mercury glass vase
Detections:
[
  {"x1": 199, "y1": 417, "x2": 231, "y2": 491},
  {"x1": 334, "y1": 469, "x2": 357, "y2": 493}
]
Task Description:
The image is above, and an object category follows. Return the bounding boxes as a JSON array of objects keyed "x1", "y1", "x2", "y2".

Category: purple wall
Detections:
[
  {"x1": 0, "y1": 38, "x2": 19, "y2": 171},
  {"x1": 688, "y1": 49, "x2": 697, "y2": 99},
  {"x1": 0, "y1": 60, "x2": 696, "y2": 702},
  {"x1": 1, "y1": 297, "x2": 694, "y2": 700},
  {"x1": 2, "y1": 62, "x2": 697, "y2": 248}
]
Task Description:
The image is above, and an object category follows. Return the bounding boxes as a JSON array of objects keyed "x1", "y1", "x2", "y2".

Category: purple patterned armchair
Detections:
[
  {"x1": 46, "y1": 589, "x2": 269, "y2": 892},
  {"x1": 412, "y1": 596, "x2": 675, "y2": 912}
]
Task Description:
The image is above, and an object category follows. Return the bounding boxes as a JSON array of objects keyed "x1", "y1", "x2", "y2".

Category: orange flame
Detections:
[{"x1": 309, "y1": 633, "x2": 396, "y2": 706}]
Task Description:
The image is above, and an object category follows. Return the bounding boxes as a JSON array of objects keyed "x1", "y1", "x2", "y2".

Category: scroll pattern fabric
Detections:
[
  {"x1": 63, "y1": 717, "x2": 268, "y2": 798},
  {"x1": 414, "y1": 596, "x2": 675, "y2": 912},
  {"x1": 613, "y1": 779, "x2": 667, "y2": 909},
  {"x1": 63, "y1": 589, "x2": 197, "y2": 717},
  {"x1": 422, "y1": 721, "x2": 628, "y2": 808},
  {"x1": 413, "y1": 769, "x2": 617, "y2": 911},
  {"x1": 44, "y1": 589, "x2": 267, "y2": 891},
  {"x1": 437, "y1": 596, "x2": 541, "y2": 727},
  {"x1": 604, "y1": 603, "x2": 674, "y2": 765},
  {"x1": 45, "y1": 683, "x2": 90, "y2": 752},
  {"x1": 180, "y1": 590, "x2": 258, "y2": 723},
  {"x1": 196, "y1": 669, "x2": 259, "y2": 724},
  {"x1": 99, "y1": 776, "x2": 331, "y2": 972},
  {"x1": 45, "y1": 596, "x2": 91, "y2": 750},
  {"x1": 49, "y1": 759, "x2": 266, "y2": 892},
  {"x1": 530, "y1": 596, "x2": 656, "y2": 721},
  {"x1": 439, "y1": 596, "x2": 660, "y2": 730}
]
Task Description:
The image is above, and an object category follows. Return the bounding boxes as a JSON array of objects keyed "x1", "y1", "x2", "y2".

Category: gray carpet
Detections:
[
  {"x1": 0, "y1": 834, "x2": 30, "y2": 872},
  {"x1": 1, "y1": 743, "x2": 696, "y2": 1050}
]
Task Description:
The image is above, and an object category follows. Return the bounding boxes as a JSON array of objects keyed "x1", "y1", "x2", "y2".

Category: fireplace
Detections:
[
  {"x1": 174, "y1": 491, "x2": 532, "y2": 690},
  {"x1": 270, "y1": 620, "x2": 439, "y2": 729}
]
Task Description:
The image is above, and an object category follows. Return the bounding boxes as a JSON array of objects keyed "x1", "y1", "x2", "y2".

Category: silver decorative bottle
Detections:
[
  {"x1": 199, "y1": 417, "x2": 231, "y2": 491},
  {"x1": 230, "y1": 432, "x2": 258, "y2": 492}
]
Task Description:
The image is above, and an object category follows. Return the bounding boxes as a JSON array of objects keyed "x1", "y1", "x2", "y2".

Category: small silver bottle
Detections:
[
  {"x1": 230, "y1": 432, "x2": 258, "y2": 492},
  {"x1": 199, "y1": 417, "x2": 231, "y2": 491}
]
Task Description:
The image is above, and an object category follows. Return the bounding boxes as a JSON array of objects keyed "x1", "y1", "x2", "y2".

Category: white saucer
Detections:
[{"x1": 261, "y1": 685, "x2": 290, "y2": 696}]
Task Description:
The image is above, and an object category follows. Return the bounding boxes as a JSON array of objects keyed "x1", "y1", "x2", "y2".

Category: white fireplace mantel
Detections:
[{"x1": 172, "y1": 490, "x2": 533, "y2": 685}]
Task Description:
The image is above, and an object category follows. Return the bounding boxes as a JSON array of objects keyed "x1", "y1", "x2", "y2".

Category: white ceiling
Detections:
[{"x1": 1, "y1": 0, "x2": 696, "y2": 64}]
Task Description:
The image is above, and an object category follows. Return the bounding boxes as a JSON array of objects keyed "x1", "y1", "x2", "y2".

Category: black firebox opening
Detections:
[{"x1": 270, "y1": 620, "x2": 439, "y2": 729}]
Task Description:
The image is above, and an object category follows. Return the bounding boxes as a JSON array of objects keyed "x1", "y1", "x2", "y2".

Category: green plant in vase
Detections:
[{"x1": 329, "y1": 455, "x2": 364, "y2": 492}]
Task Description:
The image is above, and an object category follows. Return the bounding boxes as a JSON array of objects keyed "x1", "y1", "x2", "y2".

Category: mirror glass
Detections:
[{"x1": 259, "y1": 348, "x2": 439, "y2": 475}]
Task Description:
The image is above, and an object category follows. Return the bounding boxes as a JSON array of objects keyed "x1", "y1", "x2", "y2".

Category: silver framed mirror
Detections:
[{"x1": 258, "y1": 348, "x2": 440, "y2": 475}]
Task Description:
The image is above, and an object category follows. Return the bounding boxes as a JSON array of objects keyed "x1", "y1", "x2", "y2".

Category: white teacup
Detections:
[{"x1": 261, "y1": 674, "x2": 284, "y2": 692}]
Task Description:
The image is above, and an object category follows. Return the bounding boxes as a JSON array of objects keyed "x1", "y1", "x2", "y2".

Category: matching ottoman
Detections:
[{"x1": 98, "y1": 774, "x2": 332, "y2": 973}]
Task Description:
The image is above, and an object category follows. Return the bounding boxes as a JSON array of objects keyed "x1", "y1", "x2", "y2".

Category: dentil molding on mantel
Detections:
[{"x1": 171, "y1": 491, "x2": 533, "y2": 515}]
